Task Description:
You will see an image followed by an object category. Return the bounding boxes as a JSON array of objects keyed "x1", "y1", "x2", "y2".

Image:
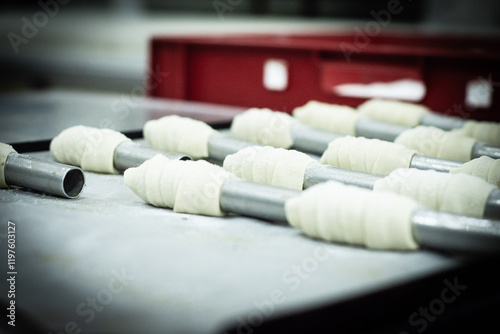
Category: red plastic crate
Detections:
[{"x1": 148, "y1": 32, "x2": 500, "y2": 121}]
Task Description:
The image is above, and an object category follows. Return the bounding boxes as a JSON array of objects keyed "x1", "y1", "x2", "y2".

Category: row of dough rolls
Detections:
[
  {"x1": 46, "y1": 115, "x2": 497, "y2": 252},
  {"x1": 224, "y1": 144, "x2": 496, "y2": 218},
  {"x1": 293, "y1": 99, "x2": 500, "y2": 154},
  {"x1": 321, "y1": 135, "x2": 500, "y2": 187},
  {"x1": 124, "y1": 153, "x2": 421, "y2": 250},
  {"x1": 358, "y1": 99, "x2": 500, "y2": 147},
  {"x1": 231, "y1": 105, "x2": 489, "y2": 165}
]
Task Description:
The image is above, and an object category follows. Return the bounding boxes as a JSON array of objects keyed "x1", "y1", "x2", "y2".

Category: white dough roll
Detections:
[
  {"x1": 320, "y1": 136, "x2": 417, "y2": 176},
  {"x1": 144, "y1": 115, "x2": 215, "y2": 159},
  {"x1": 461, "y1": 120, "x2": 500, "y2": 147},
  {"x1": 374, "y1": 168, "x2": 496, "y2": 218},
  {"x1": 223, "y1": 146, "x2": 317, "y2": 190},
  {"x1": 357, "y1": 99, "x2": 429, "y2": 127},
  {"x1": 450, "y1": 156, "x2": 500, "y2": 187},
  {"x1": 0, "y1": 143, "x2": 17, "y2": 188},
  {"x1": 285, "y1": 181, "x2": 420, "y2": 250},
  {"x1": 230, "y1": 108, "x2": 296, "y2": 149},
  {"x1": 50, "y1": 125, "x2": 130, "y2": 174},
  {"x1": 394, "y1": 126, "x2": 476, "y2": 162},
  {"x1": 292, "y1": 101, "x2": 360, "y2": 135},
  {"x1": 124, "y1": 155, "x2": 235, "y2": 216}
]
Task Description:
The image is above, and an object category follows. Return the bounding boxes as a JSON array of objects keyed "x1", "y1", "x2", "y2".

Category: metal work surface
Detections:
[{"x1": 0, "y1": 151, "x2": 462, "y2": 333}]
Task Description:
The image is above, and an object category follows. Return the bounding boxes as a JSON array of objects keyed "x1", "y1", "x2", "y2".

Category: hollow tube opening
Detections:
[{"x1": 63, "y1": 169, "x2": 85, "y2": 198}]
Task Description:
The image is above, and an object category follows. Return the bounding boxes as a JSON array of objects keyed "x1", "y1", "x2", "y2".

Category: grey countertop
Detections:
[
  {"x1": 0, "y1": 89, "x2": 463, "y2": 333},
  {"x1": 0, "y1": 153, "x2": 460, "y2": 333}
]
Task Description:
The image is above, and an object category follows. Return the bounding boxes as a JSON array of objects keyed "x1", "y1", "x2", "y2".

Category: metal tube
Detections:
[
  {"x1": 355, "y1": 118, "x2": 409, "y2": 142},
  {"x1": 409, "y1": 155, "x2": 462, "y2": 173},
  {"x1": 484, "y1": 189, "x2": 500, "y2": 220},
  {"x1": 304, "y1": 162, "x2": 500, "y2": 220},
  {"x1": 303, "y1": 163, "x2": 380, "y2": 190},
  {"x1": 290, "y1": 123, "x2": 342, "y2": 156},
  {"x1": 420, "y1": 113, "x2": 466, "y2": 131},
  {"x1": 4, "y1": 153, "x2": 85, "y2": 199},
  {"x1": 411, "y1": 208, "x2": 500, "y2": 254},
  {"x1": 113, "y1": 141, "x2": 190, "y2": 172},
  {"x1": 471, "y1": 142, "x2": 500, "y2": 160},
  {"x1": 220, "y1": 179, "x2": 500, "y2": 254},
  {"x1": 220, "y1": 178, "x2": 299, "y2": 222},
  {"x1": 208, "y1": 132, "x2": 255, "y2": 162}
]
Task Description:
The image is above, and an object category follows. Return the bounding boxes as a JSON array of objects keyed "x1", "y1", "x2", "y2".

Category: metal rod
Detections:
[
  {"x1": 410, "y1": 155, "x2": 462, "y2": 173},
  {"x1": 355, "y1": 118, "x2": 410, "y2": 142},
  {"x1": 303, "y1": 162, "x2": 500, "y2": 220},
  {"x1": 303, "y1": 163, "x2": 380, "y2": 190},
  {"x1": 420, "y1": 113, "x2": 466, "y2": 131},
  {"x1": 290, "y1": 123, "x2": 342, "y2": 156},
  {"x1": 411, "y1": 208, "x2": 500, "y2": 254},
  {"x1": 220, "y1": 178, "x2": 299, "y2": 222},
  {"x1": 208, "y1": 132, "x2": 255, "y2": 162},
  {"x1": 471, "y1": 142, "x2": 500, "y2": 160},
  {"x1": 484, "y1": 189, "x2": 500, "y2": 220},
  {"x1": 113, "y1": 141, "x2": 190, "y2": 172},
  {"x1": 220, "y1": 179, "x2": 500, "y2": 254},
  {"x1": 4, "y1": 153, "x2": 85, "y2": 199}
]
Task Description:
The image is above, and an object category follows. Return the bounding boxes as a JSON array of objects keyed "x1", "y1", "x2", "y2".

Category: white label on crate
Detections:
[
  {"x1": 332, "y1": 79, "x2": 426, "y2": 102},
  {"x1": 263, "y1": 59, "x2": 288, "y2": 91},
  {"x1": 465, "y1": 78, "x2": 493, "y2": 109}
]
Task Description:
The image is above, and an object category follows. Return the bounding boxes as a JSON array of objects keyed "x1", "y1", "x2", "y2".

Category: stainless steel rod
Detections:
[
  {"x1": 355, "y1": 118, "x2": 410, "y2": 142},
  {"x1": 484, "y1": 189, "x2": 500, "y2": 220},
  {"x1": 472, "y1": 142, "x2": 500, "y2": 160},
  {"x1": 303, "y1": 163, "x2": 380, "y2": 190},
  {"x1": 409, "y1": 155, "x2": 462, "y2": 173},
  {"x1": 420, "y1": 113, "x2": 466, "y2": 131},
  {"x1": 113, "y1": 141, "x2": 190, "y2": 172},
  {"x1": 220, "y1": 179, "x2": 500, "y2": 254},
  {"x1": 290, "y1": 123, "x2": 342, "y2": 155},
  {"x1": 290, "y1": 122, "x2": 478, "y2": 171},
  {"x1": 411, "y1": 208, "x2": 500, "y2": 254},
  {"x1": 303, "y1": 162, "x2": 500, "y2": 220},
  {"x1": 4, "y1": 153, "x2": 85, "y2": 199},
  {"x1": 208, "y1": 132, "x2": 255, "y2": 162},
  {"x1": 220, "y1": 178, "x2": 299, "y2": 222}
]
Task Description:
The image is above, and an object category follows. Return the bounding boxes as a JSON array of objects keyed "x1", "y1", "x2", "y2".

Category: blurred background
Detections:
[{"x1": 0, "y1": 0, "x2": 499, "y2": 96}]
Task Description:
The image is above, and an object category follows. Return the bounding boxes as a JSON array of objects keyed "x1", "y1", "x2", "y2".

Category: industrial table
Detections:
[{"x1": 0, "y1": 90, "x2": 498, "y2": 333}]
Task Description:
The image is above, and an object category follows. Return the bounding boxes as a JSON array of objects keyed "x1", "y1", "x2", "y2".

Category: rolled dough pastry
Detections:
[
  {"x1": 461, "y1": 120, "x2": 500, "y2": 147},
  {"x1": 285, "y1": 181, "x2": 420, "y2": 250},
  {"x1": 374, "y1": 168, "x2": 495, "y2": 218},
  {"x1": 223, "y1": 146, "x2": 316, "y2": 190},
  {"x1": 230, "y1": 108, "x2": 296, "y2": 149},
  {"x1": 320, "y1": 136, "x2": 416, "y2": 176},
  {"x1": 50, "y1": 125, "x2": 130, "y2": 174},
  {"x1": 357, "y1": 99, "x2": 429, "y2": 127},
  {"x1": 450, "y1": 156, "x2": 500, "y2": 187},
  {"x1": 292, "y1": 101, "x2": 360, "y2": 135},
  {"x1": 144, "y1": 115, "x2": 215, "y2": 159},
  {"x1": 124, "y1": 154, "x2": 234, "y2": 216},
  {"x1": 394, "y1": 126, "x2": 476, "y2": 162},
  {"x1": 0, "y1": 143, "x2": 17, "y2": 188}
]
